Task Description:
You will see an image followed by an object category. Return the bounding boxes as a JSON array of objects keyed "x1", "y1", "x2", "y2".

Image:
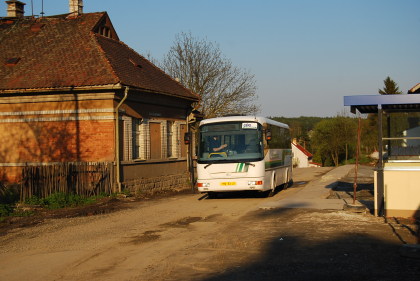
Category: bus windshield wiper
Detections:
[
  {"x1": 204, "y1": 163, "x2": 213, "y2": 169},
  {"x1": 244, "y1": 162, "x2": 256, "y2": 167}
]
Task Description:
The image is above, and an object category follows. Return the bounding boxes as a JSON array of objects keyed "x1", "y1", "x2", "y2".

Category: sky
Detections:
[{"x1": 1, "y1": 0, "x2": 419, "y2": 117}]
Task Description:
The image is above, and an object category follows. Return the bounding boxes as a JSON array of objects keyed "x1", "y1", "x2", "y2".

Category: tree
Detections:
[
  {"x1": 361, "y1": 114, "x2": 378, "y2": 154},
  {"x1": 377, "y1": 76, "x2": 407, "y2": 149},
  {"x1": 161, "y1": 32, "x2": 259, "y2": 118},
  {"x1": 311, "y1": 116, "x2": 357, "y2": 166},
  {"x1": 378, "y1": 76, "x2": 403, "y2": 95},
  {"x1": 361, "y1": 76, "x2": 403, "y2": 158},
  {"x1": 338, "y1": 116, "x2": 358, "y2": 164},
  {"x1": 271, "y1": 116, "x2": 324, "y2": 152}
]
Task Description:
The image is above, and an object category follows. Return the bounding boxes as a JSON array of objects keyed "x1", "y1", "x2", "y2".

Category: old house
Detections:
[
  {"x1": 291, "y1": 139, "x2": 319, "y2": 168},
  {"x1": 0, "y1": 1, "x2": 200, "y2": 195}
]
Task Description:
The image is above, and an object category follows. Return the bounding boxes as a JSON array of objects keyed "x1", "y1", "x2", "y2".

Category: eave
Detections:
[
  {"x1": 0, "y1": 83, "x2": 123, "y2": 95},
  {"x1": 344, "y1": 94, "x2": 420, "y2": 114}
]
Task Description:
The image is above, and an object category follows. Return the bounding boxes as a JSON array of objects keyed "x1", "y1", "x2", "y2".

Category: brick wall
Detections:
[
  {"x1": 0, "y1": 120, "x2": 115, "y2": 163},
  {"x1": 0, "y1": 95, "x2": 117, "y2": 182},
  {"x1": 0, "y1": 119, "x2": 115, "y2": 182}
]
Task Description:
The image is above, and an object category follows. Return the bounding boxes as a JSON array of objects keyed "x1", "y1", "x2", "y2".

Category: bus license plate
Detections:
[{"x1": 220, "y1": 182, "x2": 236, "y2": 186}]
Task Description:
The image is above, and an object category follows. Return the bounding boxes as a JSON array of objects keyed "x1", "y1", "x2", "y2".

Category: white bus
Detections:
[{"x1": 197, "y1": 116, "x2": 293, "y2": 197}]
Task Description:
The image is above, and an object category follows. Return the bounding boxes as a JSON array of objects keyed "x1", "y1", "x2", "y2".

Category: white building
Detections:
[{"x1": 291, "y1": 140, "x2": 320, "y2": 168}]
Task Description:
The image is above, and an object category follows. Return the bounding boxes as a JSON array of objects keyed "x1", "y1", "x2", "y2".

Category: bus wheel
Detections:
[
  {"x1": 266, "y1": 189, "x2": 275, "y2": 197},
  {"x1": 283, "y1": 170, "x2": 292, "y2": 190},
  {"x1": 207, "y1": 192, "x2": 218, "y2": 199},
  {"x1": 266, "y1": 175, "x2": 276, "y2": 197},
  {"x1": 286, "y1": 179, "x2": 294, "y2": 188}
]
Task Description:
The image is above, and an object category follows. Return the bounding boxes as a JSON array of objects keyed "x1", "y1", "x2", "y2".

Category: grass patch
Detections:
[
  {"x1": 24, "y1": 192, "x2": 105, "y2": 210},
  {"x1": 0, "y1": 188, "x2": 112, "y2": 220},
  {"x1": 345, "y1": 155, "x2": 373, "y2": 165}
]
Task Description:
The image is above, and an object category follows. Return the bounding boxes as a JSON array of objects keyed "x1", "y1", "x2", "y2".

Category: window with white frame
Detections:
[
  {"x1": 125, "y1": 118, "x2": 187, "y2": 161},
  {"x1": 167, "y1": 121, "x2": 174, "y2": 158},
  {"x1": 122, "y1": 116, "x2": 137, "y2": 161}
]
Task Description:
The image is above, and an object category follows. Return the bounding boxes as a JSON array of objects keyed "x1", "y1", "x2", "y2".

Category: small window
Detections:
[
  {"x1": 129, "y1": 58, "x2": 142, "y2": 68},
  {"x1": 100, "y1": 26, "x2": 111, "y2": 38},
  {"x1": 30, "y1": 23, "x2": 44, "y2": 32},
  {"x1": 4, "y1": 57, "x2": 20, "y2": 66},
  {"x1": 167, "y1": 121, "x2": 174, "y2": 158}
]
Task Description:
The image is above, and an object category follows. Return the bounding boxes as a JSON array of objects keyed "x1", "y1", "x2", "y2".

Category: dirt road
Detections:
[{"x1": 0, "y1": 167, "x2": 418, "y2": 281}]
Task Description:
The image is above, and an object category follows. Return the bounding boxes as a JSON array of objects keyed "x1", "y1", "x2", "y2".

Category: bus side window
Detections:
[{"x1": 264, "y1": 126, "x2": 270, "y2": 149}]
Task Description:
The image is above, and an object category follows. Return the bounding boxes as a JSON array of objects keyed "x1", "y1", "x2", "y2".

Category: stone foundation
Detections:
[{"x1": 123, "y1": 173, "x2": 191, "y2": 196}]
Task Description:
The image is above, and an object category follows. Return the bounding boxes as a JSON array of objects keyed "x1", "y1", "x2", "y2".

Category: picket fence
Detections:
[{"x1": 20, "y1": 162, "x2": 115, "y2": 201}]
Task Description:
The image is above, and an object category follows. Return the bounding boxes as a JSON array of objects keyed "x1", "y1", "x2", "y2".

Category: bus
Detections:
[{"x1": 196, "y1": 115, "x2": 293, "y2": 197}]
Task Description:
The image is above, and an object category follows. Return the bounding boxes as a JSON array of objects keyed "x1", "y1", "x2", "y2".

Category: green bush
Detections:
[
  {"x1": 0, "y1": 184, "x2": 19, "y2": 219},
  {"x1": 24, "y1": 195, "x2": 42, "y2": 206},
  {"x1": 0, "y1": 184, "x2": 19, "y2": 205},
  {"x1": 41, "y1": 192, "x2": 92, "y2": 209},
  {"x1": 345, "y1": 155, "x2": 372, "y2": 165},
  {"x1": 0, "y1": 204, "x2": 13, "y2": 217},
  {"x1": 43, "y1": 192, "x2": 69, "y2": 209}
]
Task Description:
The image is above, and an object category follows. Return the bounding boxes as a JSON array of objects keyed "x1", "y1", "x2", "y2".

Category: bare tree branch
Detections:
[{"x1": 161, "y1": 32, "x2": 260, "y2": 118}]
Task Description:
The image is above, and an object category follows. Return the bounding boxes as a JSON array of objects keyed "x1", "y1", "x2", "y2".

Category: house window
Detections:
[
  {"x1": 122, "y1": 116, "x2": 135, "y2": 161},
  {"x1": 136, "y1": 119, "x2": 148, "y2": 160},
  {"x1": 100, "y1": 26, "x2": 111, "y2": 38},
  {"x1": 167, "y1": 121, "x2": 174, "y2": 158},
  {"x1": 122, "y1": 117, "x2": 141, "y2": 161},
  {"x1": 180, "y1": 123, "x2": 187, "y2": 158},
  {"x1": 128, "y1": 118, "x2": 188, "y2": 161}
]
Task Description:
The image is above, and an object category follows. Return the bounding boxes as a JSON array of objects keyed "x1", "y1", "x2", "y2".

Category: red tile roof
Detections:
[
  {"x1": 408, "y1": 83, "x2": 420, "y2": 94},
  {"x1": 0, "y1": 12, "x2": 198, "y2": 101},
  {"x1": 292, "y1": 142, "x2": 313, "y2": 158},
  {"x1": 96, "y1": 35, "x2": 198, "y2": 100}
]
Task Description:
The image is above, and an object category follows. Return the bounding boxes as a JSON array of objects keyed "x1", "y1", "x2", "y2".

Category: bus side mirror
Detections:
[
  {"x1": 266, "y1": 130, "x2": 272, "y2": 141},
  {"x1": 184, "y1": 132, "x2": 191, "y2": 144}
]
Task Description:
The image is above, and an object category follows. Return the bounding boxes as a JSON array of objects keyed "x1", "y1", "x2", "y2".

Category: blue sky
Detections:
[{"x1": 1, "y1": 0, "x2": 419, "y2": 117}]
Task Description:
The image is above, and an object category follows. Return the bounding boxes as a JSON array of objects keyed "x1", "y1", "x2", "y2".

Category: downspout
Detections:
[
  {"x1": 186, "y1": 103, "x2": 200, "y2": 191},
  {"x1": 186, "y1": 113, "x2": 192, "y2": 190},
  {"x1": 115, "y1": 86, "x2": 129, "y2": 193}
]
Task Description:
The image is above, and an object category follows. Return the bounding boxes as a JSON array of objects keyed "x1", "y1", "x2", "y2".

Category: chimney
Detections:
[
  {"x1": 6, "y1": 0, "x2": 25, "y2": 18},
  {"x1": 69, "y1": 0, "x2": 83, "y2": 15}
]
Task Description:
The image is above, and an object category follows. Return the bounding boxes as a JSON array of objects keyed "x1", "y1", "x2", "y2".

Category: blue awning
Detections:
[{"x1": 344, "y1": 94, "x2": 420, "y2": 114}]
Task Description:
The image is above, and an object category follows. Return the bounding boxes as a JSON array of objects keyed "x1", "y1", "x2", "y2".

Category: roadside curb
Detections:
[{"x1": 259, "y1": 165, "x2": 354, "y2": 210}]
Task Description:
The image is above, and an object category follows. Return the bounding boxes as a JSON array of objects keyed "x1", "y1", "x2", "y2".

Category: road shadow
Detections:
[
  {"x1": 203, "y1": 184, "x2": 288, "y2": 200},
  {"x1": 198, "y1": 208, "x2": 420, "y2": 281},
  {"x1": 200, "y1": 235, "x2": 419, "y2": 280}
]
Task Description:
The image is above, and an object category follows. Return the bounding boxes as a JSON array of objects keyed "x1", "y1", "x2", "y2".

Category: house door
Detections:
[
  {"x1": 180, "y1": 124, "x2": 187, "y2": 158},
  {"x1": 150, "y1": 122, "x2": 161, "y2": 159}
]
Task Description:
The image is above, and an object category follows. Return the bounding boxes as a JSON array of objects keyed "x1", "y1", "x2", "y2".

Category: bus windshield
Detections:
[{"x1": 198, "y1": 121, "x2": 264, "y2": 163}]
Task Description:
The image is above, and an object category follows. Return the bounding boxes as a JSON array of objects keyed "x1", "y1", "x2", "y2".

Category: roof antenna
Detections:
[{"x1": 40, "y1": 0, "x2": 45, "y2": 17}]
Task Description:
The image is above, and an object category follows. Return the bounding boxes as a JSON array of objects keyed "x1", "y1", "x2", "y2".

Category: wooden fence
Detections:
[{"x1": 20, "y1": 162, "x2": 115, "y2": 201}]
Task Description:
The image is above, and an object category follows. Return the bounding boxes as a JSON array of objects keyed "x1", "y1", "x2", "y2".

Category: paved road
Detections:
[{"x1": 0, "y1": 166, "x2": 418, "y2": 281}]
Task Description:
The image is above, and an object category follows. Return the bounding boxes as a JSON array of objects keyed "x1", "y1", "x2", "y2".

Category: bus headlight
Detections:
[
  {"x1": 197, "y1": 182, "x2": 210, "y2": 188},
  {"x1": 248, "y1": 181, "x2": 263, "y2": 186}
]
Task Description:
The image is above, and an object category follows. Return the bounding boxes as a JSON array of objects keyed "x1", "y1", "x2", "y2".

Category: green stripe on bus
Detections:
[
  {"x1": 236, "y1": 163, "x2": 241, "y2": 172},
  {"x1": 236, "y1": 163, "x2": 248, "y2": 172}
]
